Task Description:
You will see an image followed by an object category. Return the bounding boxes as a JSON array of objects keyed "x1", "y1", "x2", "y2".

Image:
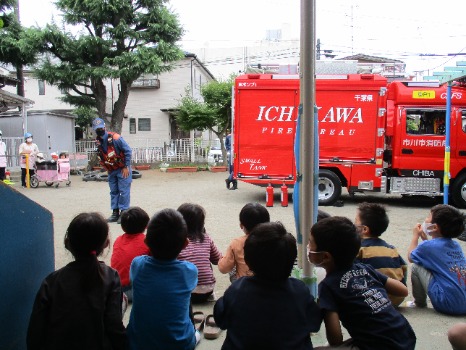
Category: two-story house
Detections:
[
  {"x1": 120, "y1": 52, "x2": 215, "y2": 146},
  {"x1": 1, "y1": 53, "x2": 215, "y2": 149}
]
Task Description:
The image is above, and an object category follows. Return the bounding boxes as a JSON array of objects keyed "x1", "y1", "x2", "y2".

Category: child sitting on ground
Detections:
[
  {"x1": 407, "y1": 204, "x2": 466, "y2": 315},
  {"x1": 354, "y1": 202, "x2": 407, "y2": 306},
  {"x1": 111, "y1": 206, "x2": 150, "y2": 302},
  {"x1": 127, "y1": 209, "x2": 200, "y2": 350},
  {"x1": 27, "y1": 212, "x2": 127, "y2": 350},
  {"x1": 214, "y1": 221, "x2": 322, "y2": 349},
  {"x1": 310, "y1": 216, "x2": 416, "y2": 350},
  {"x1": 218, "y1": 202, "x2": 270, "y2": 282},
  {"x1": 177, "y1": 203, "x2": 222, "y2": 303}
]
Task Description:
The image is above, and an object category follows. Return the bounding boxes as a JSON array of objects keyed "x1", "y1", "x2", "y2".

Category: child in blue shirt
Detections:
[
  {"x1": 310, "y1": 216, "x2": 416, "y2": 350},
  {"x1": 127, "y1": 209, "x2": 200, "y2": 350},
  {"x1": 408, "y1": 204, "x2": 466, "y2": 315}
]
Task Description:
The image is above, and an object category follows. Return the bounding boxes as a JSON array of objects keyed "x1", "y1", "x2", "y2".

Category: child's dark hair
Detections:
[
  {"x1": 239, "y1": 202, "x2": 270, "y2": 233},
  {"x1": 430, "y1": 204, "x2": 466, "y2": 238},
  {"x1": 121, "y1": 206, "x2": 150, "y2": 234},
  {"x1": 244, "y1": 222, "x2": 297, "y2": 281},
  {"x1": 145, "y1": 209, "x2": 187, "y2": 260},
  {"x1": 177, "y1": 203, "x2": 206, "y2": 243},
  {"x1": 357, "y1": 202, "x2": 389, "y2": 237},
  {"x1": 64, "y1": 212, "x2": 109, "y2": 291},
  {"x1": 311, "y1": 216, "x2": 360, "y2": 270},
  {"x1": 317, "y1": 209, "x2": 331, "y2": 222}
]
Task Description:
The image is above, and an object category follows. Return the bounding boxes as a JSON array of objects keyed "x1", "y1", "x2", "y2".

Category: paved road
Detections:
[{"x1": 17, "y1": 169, "x2": 466, "y2": 349}]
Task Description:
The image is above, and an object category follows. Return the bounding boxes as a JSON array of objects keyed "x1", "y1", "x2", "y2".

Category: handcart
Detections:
[{"x1": 30, "y1": 157, "x2": 71, "y2": 188}]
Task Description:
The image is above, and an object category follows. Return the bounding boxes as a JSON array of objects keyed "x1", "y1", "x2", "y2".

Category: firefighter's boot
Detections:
[
  {"x1": 225, "y1": 178, "x2": 231, "y2": 189},
  {"x1": 107, "y1": 209, "x2": 120, "y2": 223},
  {"x1": 117, "y1": 210, "x2": 126, "y2": 225},
  {"x1": 230, "y1": 180, "x2": 238, "y2": 190}
]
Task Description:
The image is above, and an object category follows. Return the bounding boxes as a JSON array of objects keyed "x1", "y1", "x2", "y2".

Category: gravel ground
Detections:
[{"x1": 16, "y1": 169, "x2": 466, "y2": 349}]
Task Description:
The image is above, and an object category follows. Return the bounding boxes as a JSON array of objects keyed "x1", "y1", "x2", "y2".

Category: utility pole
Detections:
[
  {"x1": 316, "y1": 38, "x2": 321, "y2": 60},
  {"x1": 14, "y1": 0, "x2": 25, "y2": 98}
]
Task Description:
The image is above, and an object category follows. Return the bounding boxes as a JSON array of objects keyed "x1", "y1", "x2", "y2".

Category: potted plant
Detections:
[
  {"x1": 209, "y1": 165, "x2": 228, "y2": 172},
  {"x1": 159, "y1": 162, "x2": 169, "y2": 172},
  {"x1": 134, "y1": 164, "x2": 151, "y2": 170}
]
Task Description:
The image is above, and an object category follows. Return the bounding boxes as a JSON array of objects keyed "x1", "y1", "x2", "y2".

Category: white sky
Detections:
[{"x1": 16, "y1": 0, "x2": 466, "y2": 78}]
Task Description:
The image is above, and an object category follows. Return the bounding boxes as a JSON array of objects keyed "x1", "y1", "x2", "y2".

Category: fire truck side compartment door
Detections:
[{"x1": 235, "y1": 88, "x2": 299, "y2": 179}]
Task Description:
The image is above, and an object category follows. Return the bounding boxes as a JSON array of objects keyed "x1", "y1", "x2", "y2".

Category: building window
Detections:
[
  {"x1": 38, "y1": 80, "x2": 45, "y2": 95},
  {"x1": 129, "y1": 118, "x2": 136, "y2": 134},
  {"x1": 138, "y1": 118, "x2": 151, "y2": 131}
]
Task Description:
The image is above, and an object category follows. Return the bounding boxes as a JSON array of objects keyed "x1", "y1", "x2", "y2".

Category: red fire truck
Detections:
[{"x1": 232, "y1": 73, "x2": 466, "y2": 208}]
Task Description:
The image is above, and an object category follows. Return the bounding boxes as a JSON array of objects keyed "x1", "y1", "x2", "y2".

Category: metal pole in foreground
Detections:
[
  {"x1": 299, "y1": 0, "x2": 317, "y2": 291},
  {"x1": 443, "y1": 82, "x2": 452, "y2": 204}
]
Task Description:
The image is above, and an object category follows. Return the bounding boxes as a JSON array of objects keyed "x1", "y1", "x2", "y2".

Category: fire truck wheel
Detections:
[
  {"x1": 318, "y1": 170, "x2": 342, "y2": 206},
  {"x1": 30, "y1": 175, "x2": 39, "y2": 188},
  {"x1": 451, "y1": 174, "x2": 466, "y2": 209}
]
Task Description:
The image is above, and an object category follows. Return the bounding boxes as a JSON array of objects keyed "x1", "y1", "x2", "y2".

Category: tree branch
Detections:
[
  {"x1": 70, "y1": 85, "x2": 93, "y2": 97},
  {"x1": 85, "y1": 23, "x2": 95, "y2": 37}
]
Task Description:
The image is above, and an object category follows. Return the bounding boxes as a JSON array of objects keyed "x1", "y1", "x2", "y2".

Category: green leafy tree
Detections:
[
  {"x1": 73, "y1": 105, "x2": 98, "y2": 139},
  {"x1": 0, "y1": 0, "x2": 14, "y2": 28},
  {"x1": 175, "y1": 77, "x2": 234, "y2": 165},
  {"x1": 31, "y1": 0, "x2": 184, "y2": 134},
  {"x1": 0, "y1": 1, "x2": 43, "y2": 97},
  {"x1": 0, "y1": 20, "x2": 42, "y2": 66}
]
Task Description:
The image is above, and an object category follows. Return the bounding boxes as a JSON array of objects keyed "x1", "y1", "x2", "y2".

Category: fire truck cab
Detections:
[{"x1": 232, "y1": 73, "x2": 466, "y2": 208}]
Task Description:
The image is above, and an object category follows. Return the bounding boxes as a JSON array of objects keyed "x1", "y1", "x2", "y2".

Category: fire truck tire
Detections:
[
  {"x1": 451, "y1": 174, "x2": 466, "y2": 209},
  {"x1": 30, "y1": 175, "x2": 39, "y2": 188},
  {"x1": 318, "y1": 170, "x2": 342, "y2": 206}
]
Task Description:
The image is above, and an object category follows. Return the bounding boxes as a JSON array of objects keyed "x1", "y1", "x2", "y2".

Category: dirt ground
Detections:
[{"x1": 16, "y1": 169, "x2": 466, "y2": 349}]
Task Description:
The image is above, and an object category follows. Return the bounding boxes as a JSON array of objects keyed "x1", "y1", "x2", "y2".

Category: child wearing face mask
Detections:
[
  {"x1": 310, "y1": 216, "x2": 416, "y2": 350},
  {"x1": 407, "y1": 204, "x2": 466, "y2": 315}
]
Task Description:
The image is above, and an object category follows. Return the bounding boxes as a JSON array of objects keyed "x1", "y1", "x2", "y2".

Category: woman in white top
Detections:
[
  {"x1": 19, "y1": 132, "x2": 39, "y2": 187},
  {"x1": 0, "y1": 130, "x2": 6, "y2": 181}
]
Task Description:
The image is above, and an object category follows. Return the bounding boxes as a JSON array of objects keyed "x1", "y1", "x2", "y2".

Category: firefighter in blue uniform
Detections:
[{"x1": 92, "y1": 118, "x2": 132, "y2": 223}]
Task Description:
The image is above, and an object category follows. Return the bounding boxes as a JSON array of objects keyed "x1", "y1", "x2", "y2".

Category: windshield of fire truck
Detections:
[{"x1": 406, "y1": 109, "x2": 446, "y2": 135}]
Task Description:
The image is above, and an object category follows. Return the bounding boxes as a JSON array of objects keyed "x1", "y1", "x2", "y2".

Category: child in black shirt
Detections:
[{"x1": 310, "y1": 216, "x2": 416, "y2": 350}]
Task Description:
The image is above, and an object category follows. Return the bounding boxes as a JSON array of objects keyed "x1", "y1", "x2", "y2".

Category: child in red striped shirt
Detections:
[{"x1": 177, "y1": 203, "x2": 222, "y2": 303}]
